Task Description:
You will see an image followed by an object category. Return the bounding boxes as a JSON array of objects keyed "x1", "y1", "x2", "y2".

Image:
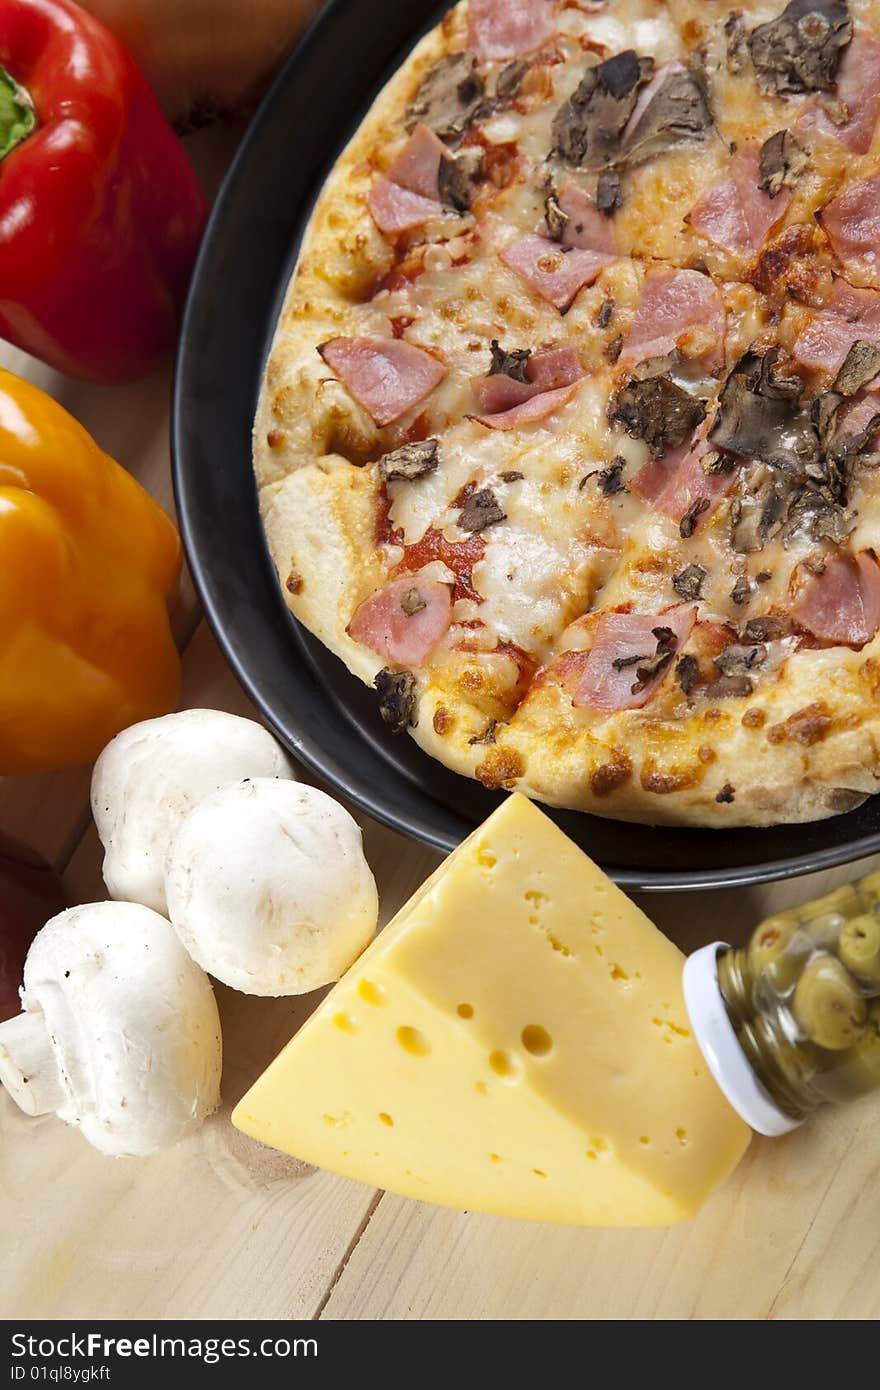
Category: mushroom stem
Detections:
[{"x1": 0, "y1": 1011, "x2": 64, "y2": 1117}]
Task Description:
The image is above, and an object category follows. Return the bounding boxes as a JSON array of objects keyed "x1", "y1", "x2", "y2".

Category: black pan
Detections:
[{"x1": 172, "y1": 0, "x2": 880, "y2": 890}]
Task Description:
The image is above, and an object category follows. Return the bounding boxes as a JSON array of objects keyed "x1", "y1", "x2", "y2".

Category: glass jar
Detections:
[{"x1": 683, "y1": 874, "x2": 880, "y2": 1135}]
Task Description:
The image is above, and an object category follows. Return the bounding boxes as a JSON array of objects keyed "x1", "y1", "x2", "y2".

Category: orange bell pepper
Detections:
[{"x1": 0, "y1": 369, "x2": 181, "y2": 772}]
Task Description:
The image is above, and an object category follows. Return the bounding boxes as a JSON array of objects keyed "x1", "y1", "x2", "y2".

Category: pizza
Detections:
[{"x1": 254, "y1": 0, "x2": 880, "y2": 828}]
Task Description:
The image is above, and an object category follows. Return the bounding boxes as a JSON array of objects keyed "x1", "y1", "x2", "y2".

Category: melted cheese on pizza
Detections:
[{"x1": 256, "y1": 0, "x2": 880, "y2": 826}]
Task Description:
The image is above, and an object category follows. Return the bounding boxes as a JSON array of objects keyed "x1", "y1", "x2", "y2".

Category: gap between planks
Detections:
[{"x1": 313, "y1": 1190, "x2": 385, "y2": 1320}]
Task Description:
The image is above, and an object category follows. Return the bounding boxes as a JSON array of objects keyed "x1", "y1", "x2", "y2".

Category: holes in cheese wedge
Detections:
[
  {"x1": 532, "y1": 1169, "x2": 548, "y2": 1179},
  {"x1": 546, "y1": 934, "x2": 571, "y2": 957},
  {"x1": 456, "y1": 1003, "x2": 474, "y2": 1019},
  {"x1": 378, "y1": 1113, "x2": 394, "y2": 1127},
  {"x1": 358, "y1": 979, "x2": 387, "y2": 1006},
  {"x1": 396, "y1": 1025, "x2": 430, "y2": 1056},
  {"x1": 333, "y1": 1012, "x2": 357, "y2": 1034},
  {"x1": 521, "y1": 1025, "x2": 553, "y2": 1057},
  {"x1": 488, "y1": 1049, "x2": 520, "y2": 1078},
  {"x1": 477, "y1": 848, "x2": 497, "y2": 868}
]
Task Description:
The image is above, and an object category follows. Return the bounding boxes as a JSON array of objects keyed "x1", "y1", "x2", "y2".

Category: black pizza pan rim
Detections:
[{"x1": 171, "y1": 0, "x2": 880, "y2": 892}]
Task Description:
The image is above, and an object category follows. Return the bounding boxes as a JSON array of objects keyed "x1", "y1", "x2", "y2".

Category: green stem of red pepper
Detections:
[{"x1": 0, "y1": 65, "x2": 34, "y2": 160}]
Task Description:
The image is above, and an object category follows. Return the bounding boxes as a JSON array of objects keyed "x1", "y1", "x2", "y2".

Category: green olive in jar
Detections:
[
  {"x1": 848, "y1": 1002, "x2": 880, "y2": 1088},
  {"x1": 838, "y1": 913, "x2": 880, "y2": 988},
  {"x1": 815, "y1": 1003, "x2": 880, "y2": 1101},
  {"x1": 748, "y1": 915, "x2": 811, "y2": 994},
  {"x1": 801, "y1": 883, "x2": 859, "y2": 948},
  {"x1": 857, "y1": 870, "x2": 880, "y2": 907},
  {"x1": 792, "y1": 954, "x2": 867, "y2": 1050}
]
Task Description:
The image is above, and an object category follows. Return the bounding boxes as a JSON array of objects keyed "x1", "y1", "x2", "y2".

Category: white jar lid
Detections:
[{"x1": 683, "y1": 943, "x2": 802, "y2": 1138}]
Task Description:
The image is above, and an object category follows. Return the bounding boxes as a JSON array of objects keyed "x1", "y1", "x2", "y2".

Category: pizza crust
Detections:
[{"x1": 254, "y1": 0, "x2": 880, "y2": 828}]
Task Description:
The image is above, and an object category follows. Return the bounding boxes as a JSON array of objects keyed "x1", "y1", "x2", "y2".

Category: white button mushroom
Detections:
[
  {"x1": 164, "y1": 780, "x2": 379, "y2": 996},
  {"x1": 0, "y1": 902, "x2": 222, "y2": 1157},
  {"x1": 92, "y1": 709, "x2": 295, "y2": 915}
]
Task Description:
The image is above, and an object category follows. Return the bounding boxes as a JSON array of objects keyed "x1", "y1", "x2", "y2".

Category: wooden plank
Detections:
[
  {"x1": 320, "y1": 1105, "x2": 877, "y2": 1320},
  {"x1": 3, "y1": 617, "x2": 449, "y2": 1319},
  {"x1": 1, "y1": 631, "x2": 376, "y2": 1321},
  {"x1": 10, "y1": 612, "x2": 880, "y2": 1319},
  {"x1": 0, "y1": 999, "x2": 379, "y2": 1321}
]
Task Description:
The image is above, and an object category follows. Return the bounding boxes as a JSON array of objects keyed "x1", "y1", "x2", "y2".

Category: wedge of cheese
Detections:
[{"x1": 232, "y1": 795, "x2": 750, "y2": 1225}]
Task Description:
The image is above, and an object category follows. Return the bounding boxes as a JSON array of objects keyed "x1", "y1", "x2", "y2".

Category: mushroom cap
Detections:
[
  {"x1": 165, "y1": 780, "x2": 378, "y2": 995},
  {"x1": 21, "y1": 902, "x2": 222, "y2": 1157},
  {"x1": 92, "y1": 710, "x2": 295, "y2": 915}
]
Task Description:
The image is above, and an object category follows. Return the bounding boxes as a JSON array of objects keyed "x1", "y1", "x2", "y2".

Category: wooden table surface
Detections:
[{"x1": 2, "y1": 129, "x2": 879, "y2": 1324}]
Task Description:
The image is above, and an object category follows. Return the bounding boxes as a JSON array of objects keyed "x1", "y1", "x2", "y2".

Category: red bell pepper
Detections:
[{"x1": 0, "y1": 0, "x2": 207, "y2": 382}]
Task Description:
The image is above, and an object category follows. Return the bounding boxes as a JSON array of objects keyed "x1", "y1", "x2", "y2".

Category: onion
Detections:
[{"x1": 79, "y1": 0, "x2": 324, "y2": 126}]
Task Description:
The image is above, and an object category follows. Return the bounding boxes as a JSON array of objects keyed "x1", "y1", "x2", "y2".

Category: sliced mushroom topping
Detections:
[
  {"x1": 596, "y1": 298, "x2": 615, "y2": 329},
  {"x1": 725, "y1": 12, "x2": 750, "y2": 73},
  {"x1": 731, "y1": 573, "x2": 753, "y2": 605},
  {"x1": 374, "y1": 668, "x2": 418, "y2": 733},
  {"x1": 829, "y1": 412, "x2": 880, "y2": 467},
  {"x1": 400, "y1": 587, "x2": 428, "y2": 616},
  {"x1": 406, "y1": 52, "x2": 486, "y2": 141},
  {"x1": 673, "y1": 564, "x2": 707, "y2": 601},
  {"x1": 782, "y1": 490, "x2": 856, "y2": 545},
  {"x1": 710, "y1": 349, "x2": 819, "y2": 474},
  {"x1": 605, "y1": 334, "x2": 624, "y2": 363},
  {"x1": 748, "y1": 0, "x2": 853, "y2": 96},
  {"x1": 544, "y1": 190, "x2": 569, "y2": 240},
  {"x1": 621, "y1": 65, "x2": 714, "y2": 167},
  {"x1": 438, "y1": 148, "x2": 483, "y2": 212},
  {"x1": 680, "y1": 497, "x2": 711, "y2": 538},
  {"x1": 597, "y1": 456, "x2": 627, "y2": 495},
  {"x1": 379, "y1": 438, "x2": 440, "y2": 482},
  {"x1": 700, "y1": 449, "x2": 734, "y2": 476},
  {"x1": 744, "y1": 615, "x2": 793, "y2": 641},
  {"x1": 832, "y1": 340, "x2": 880, "y2": 397},
  {"x1": 488, "y1": 339, "x2": 531, "y2": 382},
  {"x1": 758, "y1": 130, "x2": 809, "y2": 197},
  {"x1": 704, "y1": 673, "x2": 755, "y2": 699},
  {"x1": 496, "y1": 59, "x2": 529, "y2": 102},
  {"x1": 459, "y1": 487, "x2": 506, "y2": 533},
  {"x1": 729, "y1": 479, "x2": 789, "y2": 553},
  {"x1": 552, "y1": 50, "x2": 654, "y2": 168},
  {"x1": 596, "y1": 165, "x2": 623, "y2": 215},
  {"x1": 630, "y1": 625, "x2": 679, "y2": 695},
  {"x1": 748, "y1": 346, "x2": 804, "y2": 402},
  {"x1": 811, "y1": 390, "x2": 843, "y2": 443},
  {"x1": 609, "y1": 365, "x2": 707, "y2": 457},
  {"x1": 716, "y1": 642, "x2": 767, "y2": 675},
  {"x1": 676, "y1": 653, "x2": 699, "y2": 694}
]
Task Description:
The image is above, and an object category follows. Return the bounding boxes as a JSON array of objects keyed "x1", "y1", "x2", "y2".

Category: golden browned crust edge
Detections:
[{"x1": 252, "y1": 1, "x2": 880, "y2": 829}]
